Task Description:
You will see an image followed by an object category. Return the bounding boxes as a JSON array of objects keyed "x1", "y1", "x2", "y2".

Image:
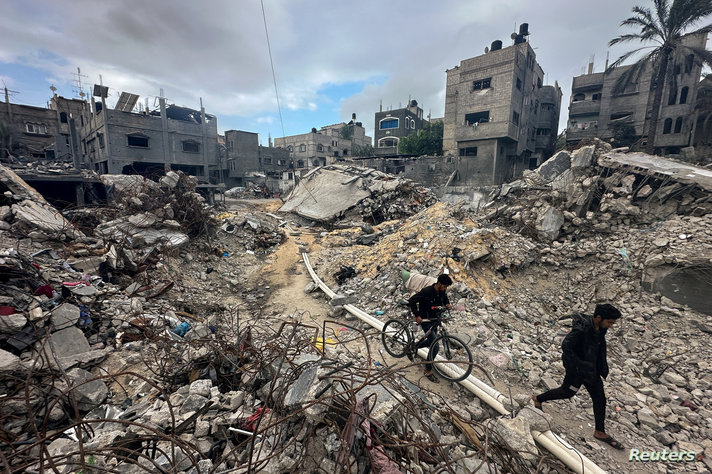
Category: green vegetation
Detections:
[{"x1": 398, "y1": 121, "x2": 443, "y2": 155}]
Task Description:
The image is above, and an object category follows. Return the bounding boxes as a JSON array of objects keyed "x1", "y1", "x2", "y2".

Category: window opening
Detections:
[
  {"x1": 663, "y1": 118, "x2": 672, "y2": 134},
  {"x1": 127, "y1": 134, "x2": 149, "y2": 148},
  {"x1": 674, "y1": 117, "x2": 683, "y2": 133},
  {"x1": 680, "y1": 87, "x2": 689, "y2": 104}
]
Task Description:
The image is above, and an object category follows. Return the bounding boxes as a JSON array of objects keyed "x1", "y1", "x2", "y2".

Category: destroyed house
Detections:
[
  {"x1": 81, "y1": 88, "x2": 218, "y2": 182},
  {"x1": 223, "y1": 129, "x2": 291, "y2": 188},
  {"x1": 567, "y1": 32, "x2": 706, "y2": 155},
  {"x1": 373, "y1": 99, "x2": 426, "y2": 155},
  {"x1": 1, "y1": 90, "x2": 66, "y2": 161},
  {"x1": 443, "y1": 23, "x2": 562, "y2": 186}
]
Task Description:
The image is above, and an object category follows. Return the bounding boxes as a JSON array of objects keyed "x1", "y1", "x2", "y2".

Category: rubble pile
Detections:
[
  {"x1": 280, "y1": 165, "x2": 437, "y2": 225},
  {"x1": 306, "y1": 142, "x2": 712, "y2": 472}
]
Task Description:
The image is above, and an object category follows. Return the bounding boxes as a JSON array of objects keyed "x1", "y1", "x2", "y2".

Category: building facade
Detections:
[
  {"x1": 81, "y1": 91, "x2": 218, "y2": 182},
  {"x1": 373, "y1": 100, "x2": 426, "y2": 155},
  {"x1": 274, "y1": 115, "x2": 371, "y2": 167},
  {"x1": 567, "y1": 32, "x2": 706, "y2": 154},
  {"x1": 443, "y1": 25, "x2": 562, "y2": 186}
]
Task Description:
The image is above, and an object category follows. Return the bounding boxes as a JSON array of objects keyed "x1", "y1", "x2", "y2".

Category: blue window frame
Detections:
[{"x1": 380, "y1": 118, "x2": 399, "y2": 130}]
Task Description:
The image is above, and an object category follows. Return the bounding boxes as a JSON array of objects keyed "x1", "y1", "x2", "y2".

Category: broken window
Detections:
[
  {"x1": 299, "y1": 144, "x2": 306, "y2": 152},
  {"x1": 674, "y1": 117, "x2": 683, "y2": 133},
  {"x1": 464, "y1": 111, "x2": 489, "y2": 126},
  {"x1": 127, "y1": 133, "x2": 149, "y2": 148},
  {"x1": 536, "y1": 128, "x2": 551, "y2": 136},
  {"x1": 573, "y1": 93, "x2": 585, "y2": 102},
  {"x1": 472, "y1": 78, "x2": 492, "y2": 90},
  {"x1": 380, "y1": 118, "x2": 399, "y2": 129},
  {"x1": 287, "y1": 145, "x2": 293, "y2": 152},
  {"x1": 343, "y1": 149, "x2": 348, "y2": 155},
  {"x1": 263, "y1": 157, "x2": 272, "y2": 165},
  {"x1": 512, "y1": 111, "x2": 519, "y2": 125},
  {"x1": 317, "y1": 144, "x2": 323, "y2": 152},
  {"x1": 516, "y1": 77, "x2": 522, "y2": 90},
  {"x1": 60, "y1": 112, "x2": 68, "y2": 123},
  {"x1": 663, "y1": 118, "x2": 673, "y2": 134},
  {"x1": 459, "y1": 146, "x2": 477, "y2": 156},
  {"x1": 182, "y1": 140, "x2": 200, "y2": 153},
  {"x1": 25, "y1": 123, "x2": 48, "y2": 134},
  {"x1": 278, "y1": 159, "x2": 287, "y2": 165},
  {"x1": 592, "y1": 93, "x2": 601, "y2": 101},
  {"x1": 537, "y1": 77, "x2": 542, "y2": 88},
  {"x1": 98, "y1": 133, "x2": 105, "y2": 148},
  {"x1": 297, "y1": 160, "x2": 304, "y2": 167},
  {"x1": 610, "y1": 112, "x2": 632, "y2": 122},
  {"x1": 680, "y1": 87, "x2": 689, "y2": 104}
]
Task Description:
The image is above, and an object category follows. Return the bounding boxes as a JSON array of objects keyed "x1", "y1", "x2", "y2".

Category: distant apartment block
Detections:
[
  {"x1": 81, "y1": 88, "x2": 218, "y2": 182},
  {"x1": 373, "y1": 99, "x2": 426, "y2": 155},
  {"x1": 443, "y1": 24, "x2": 562, "y2": 186},
  {"x1": 223, "y1": 129, "x2": 291, "y2": 189},
  {"x1": 567, "y1": 32, "x2": 706, "y2": 154},
  {"x1": 274, "y1": 115, "x2": 371, "y2": 167}
]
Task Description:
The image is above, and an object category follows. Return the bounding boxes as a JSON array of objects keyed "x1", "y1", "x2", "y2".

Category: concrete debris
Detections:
[
  {"x1": 280, "y1": 165, "x2": 437, "y2": 224},
  {"x1": 1, "y1": 143, "x2": 711, "y2": 474}
]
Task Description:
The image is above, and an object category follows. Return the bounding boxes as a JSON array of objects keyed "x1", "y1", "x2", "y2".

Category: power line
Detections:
[{"x1": 260, "y1": 0, "x2": 285, "y2": 140}]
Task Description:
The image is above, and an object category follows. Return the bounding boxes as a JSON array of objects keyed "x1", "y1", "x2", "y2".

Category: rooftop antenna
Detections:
[{"x1": 72, "y1": 67, "x2": 87, "y2": 99}]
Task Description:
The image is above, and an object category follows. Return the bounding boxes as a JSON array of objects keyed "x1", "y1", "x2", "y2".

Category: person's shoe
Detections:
[
  {"x1": 594, "y1": 434, "x2": 624, "y2": 450},
  {"x1": 531, "y1": 394, "x2": 542, "y2": 410},
  {"x1": 424, "y1": 372, "x2": 439, "y2": 383}
]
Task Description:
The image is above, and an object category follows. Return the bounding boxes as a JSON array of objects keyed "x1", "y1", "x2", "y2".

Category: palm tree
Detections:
[{"x1": 608, "y1": 0, "x2": 712, "y2": 154}]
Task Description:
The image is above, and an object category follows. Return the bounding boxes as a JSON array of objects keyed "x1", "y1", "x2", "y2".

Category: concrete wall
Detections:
[
  {"x1": 1, "y1": 100, "x2": 59, "y2": 159},
  {"x1": 225, "y1": 130, "x2": 259, "y2": 179}
]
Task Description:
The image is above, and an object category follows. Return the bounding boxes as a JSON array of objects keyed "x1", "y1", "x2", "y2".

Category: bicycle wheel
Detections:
[
  {"x1": 428, "y1": 335, "x2": 473, "y2": 382},
  {"x1": 381, "y1": 319, "x2": 413, "y2": 358}
]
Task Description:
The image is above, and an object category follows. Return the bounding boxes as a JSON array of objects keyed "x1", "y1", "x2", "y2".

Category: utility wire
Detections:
[{"x1": 261, "y1": 0, "x2": 286, "y2": 140}]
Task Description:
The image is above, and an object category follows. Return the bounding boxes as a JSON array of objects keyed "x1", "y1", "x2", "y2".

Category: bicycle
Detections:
[{"x1": 380, "y1": 306, "x2": 473, "y2": 382}]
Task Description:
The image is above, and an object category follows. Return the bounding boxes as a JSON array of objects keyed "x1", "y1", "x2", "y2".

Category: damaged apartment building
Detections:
[
  {"x1": 567, "y1": 31, "x2": 707, "y2": 156},
  {"x1": 443, "y1": 24, "x2": 562, "y2": 187},
  {"x1": 222, "y1": 129, "x2": 291, "y2": 192},
  {"x1": 273, "y1": 116, "x2": 371, "y2": 168},
  {"x1": 81, "y1": 86, "x2": 218, "y2": 181}
]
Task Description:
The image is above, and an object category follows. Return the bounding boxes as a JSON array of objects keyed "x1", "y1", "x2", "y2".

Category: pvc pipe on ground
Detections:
[{"x1": 301, "y1": 252, "x2": 606, "y2": 474}]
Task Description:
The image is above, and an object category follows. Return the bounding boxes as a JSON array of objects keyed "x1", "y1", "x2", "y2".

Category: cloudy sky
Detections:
[{"x1": 1, "y1": 1, "x2": 668, "y2": 145}]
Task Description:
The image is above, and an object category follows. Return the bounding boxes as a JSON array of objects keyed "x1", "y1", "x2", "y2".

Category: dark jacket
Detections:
[
  {"x1": 561, "y1": 313, "x2": 610, "y2": 379},
  {"x1": 408, "y1": 284, "x2": 449, "y2": 321}
]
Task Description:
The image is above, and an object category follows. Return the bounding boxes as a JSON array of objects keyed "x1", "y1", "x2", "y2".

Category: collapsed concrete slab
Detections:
[
  {"x1": 599, "y1": 152, "x2": 712, "y2": 192},
  {"x1": 279, "y1": 165, "x2": 436, "y2": 223}
]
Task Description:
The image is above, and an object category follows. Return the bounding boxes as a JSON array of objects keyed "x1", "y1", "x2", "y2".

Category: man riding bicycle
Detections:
[{"x1": 407, "y1": 274, "x2": 453, "y2": 382}]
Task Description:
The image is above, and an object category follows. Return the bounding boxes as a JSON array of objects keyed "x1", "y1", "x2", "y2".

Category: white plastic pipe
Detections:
[{"x1": 301, "y1": 252, "x2": 606, "y2": 474}]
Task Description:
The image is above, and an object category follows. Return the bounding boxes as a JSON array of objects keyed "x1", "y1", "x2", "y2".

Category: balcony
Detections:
[
  {"x1": 567, "y1": 128, "x2": 599, "y2": 141},
  {"x1": 572, "y1": 73, "x2": 605, "y2": 91},
  {"x1": 455, "y1": 120, "x2": 519, "y2": 141},
  {"x1": 569, "y1": 100, "x2": 601, "y2": 117}
]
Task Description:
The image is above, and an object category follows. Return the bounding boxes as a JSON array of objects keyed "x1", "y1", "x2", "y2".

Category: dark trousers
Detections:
[
  {"x1": 416, "y1": 321, "x2": 438, "y2": 372},
  {"x1": 536, "y1": 371, "x2": 607, "y2": 432}
]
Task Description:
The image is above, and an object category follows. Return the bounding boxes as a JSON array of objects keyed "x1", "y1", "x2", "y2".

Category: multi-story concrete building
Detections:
[
  {"x1": 567, "y1": 32, "x2": 706, "y2": 154},
  {"x1": 223, "y1": 129, "x2": 291, "y2": 190},
  {"x1": 81, "y1": 89, "x2": 218, "y2": 182},
  {"x1": 2, "y1": 89, "x2": 63, "y2": 161},
  {"x1": 443, "y1": 25, "x2": 562, "y2": 186},
  {"x1": 373, "y1": 99, "x2": 426, "y2": 155},
  {"x1": 274, "y1": 115, "x2": 371, "y2": 167}
]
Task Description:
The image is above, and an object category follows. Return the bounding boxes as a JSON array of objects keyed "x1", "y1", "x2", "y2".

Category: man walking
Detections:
[
  {"x1": 408, "y1": 274, "x2": 452, "y2": 383},
  {"x1": 532, "y1": 303, "x2": 624, "y2": 450}
]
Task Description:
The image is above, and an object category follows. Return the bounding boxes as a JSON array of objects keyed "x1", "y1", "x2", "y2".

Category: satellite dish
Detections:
[
  {"x1": 49, "y1": 85, "x2": 57, "y2": 92},
  {"x1": 484, "y1": 47, "x2": 489, "y2": 54},
  {"x1": 511, "y1": 32, "x2": 517, "y2": 40}
]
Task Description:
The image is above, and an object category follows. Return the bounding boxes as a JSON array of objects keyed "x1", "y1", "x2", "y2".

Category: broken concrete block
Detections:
[
  {"x1": 0, "y1": 313, "x2": 28, "y2": 333},
  {"x1": 160, "y1": 171, "x2": 180, "y2": 189},
  {"x1": 0, "y1": 348, "x2": 21, "y2": 374},
  {"x1": 49, "y1": 326, "x2": 91, "y2": 359},
  {"x1": 492, "y1": 416, "x2": 538, "y2": 461},
  {"x1": 571, "y1": 145, "x2": 595, "y2": 168},
  {"x1": 284, "y1": 364, "x2": 319, "y2": 407},
  {"x1": 67, "y1": 367, "x2": 108, "y2": 411},
  {"x1": 537, "y1": 151, "x2": 571, "y2": 182},
  {"x1": 12, "y1": 200, "x2": 84, "y2": 239},
  {"x1": 515, "y1": 406, "x2": 552, "y2": 432},
  {"x1": 51, "y1": 303, "x2": 80, "y2": 330},
  {"x1": 180, "y1": 393, "x2": 208, "y2": 415},
  {"x1": 536, "y1": 206, "x2": 564, "y2": 241},
  {"x1": 189, "y1": 379, "x2": 213, "y2": 398},
  {"x1": 330, "y1": 294, "x2": 355, "y2": 306},
  {"x1": 0, "y1": 205, "x2": 11, "y2": 221}
]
